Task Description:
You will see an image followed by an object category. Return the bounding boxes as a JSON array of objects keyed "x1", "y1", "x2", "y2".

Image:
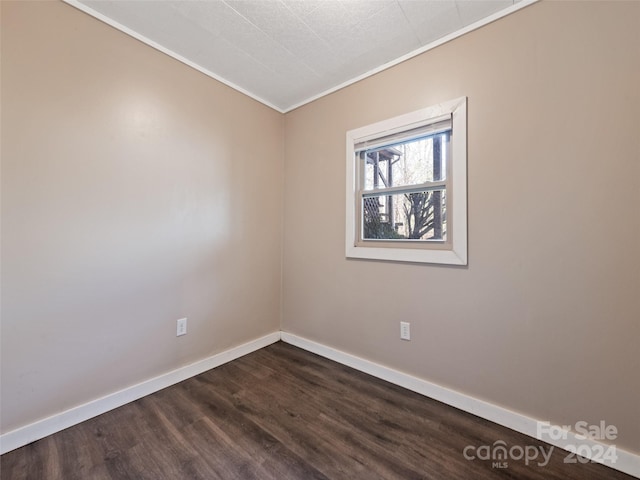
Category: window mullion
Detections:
[{"x1": 361, "y1": 181, "x2": 447, "y2": 198}]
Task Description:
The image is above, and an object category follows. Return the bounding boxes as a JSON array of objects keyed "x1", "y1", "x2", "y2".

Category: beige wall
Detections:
[
  {"x1": 283, "y1": 1, "x2": 640, "y2": 454},
  {"x1": 1, "y1": 1, "x2": 283, "y2": 432}
]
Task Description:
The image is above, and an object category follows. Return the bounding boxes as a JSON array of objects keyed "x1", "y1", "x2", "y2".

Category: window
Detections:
[{"x1": 345, "y1": 97, "x2": 467, "y2": 265}]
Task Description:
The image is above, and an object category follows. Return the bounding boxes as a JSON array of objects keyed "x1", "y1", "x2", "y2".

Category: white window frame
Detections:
[{"x1": 345, "y1": 97, "x2": 467, "y2": 265}]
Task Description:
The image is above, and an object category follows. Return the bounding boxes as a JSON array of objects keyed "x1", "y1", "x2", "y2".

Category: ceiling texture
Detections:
[{"x1": 66, "y1": 0, "x2": 533, "y2": 112}]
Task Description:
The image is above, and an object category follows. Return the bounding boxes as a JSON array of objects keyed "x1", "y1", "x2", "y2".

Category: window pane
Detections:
[
  {"x1": 362, "y1": 132, "x2": 449, "y2": 191},
  {"x1": 362, "y1": 189, "x2": 446, "y2": 241}
]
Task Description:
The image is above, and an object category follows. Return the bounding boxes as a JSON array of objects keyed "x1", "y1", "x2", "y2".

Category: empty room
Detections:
[{"x1": 1, "y1": 0, "x2": 638, "y2": 478}]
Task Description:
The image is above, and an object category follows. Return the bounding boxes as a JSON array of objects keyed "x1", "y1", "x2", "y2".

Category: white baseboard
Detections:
[
  {"x1": 280, "y1": 332, "x2": 640, "y2": 478},
  {"x1": 0, "y1": 331, "x2": 281, "y2": 455}
]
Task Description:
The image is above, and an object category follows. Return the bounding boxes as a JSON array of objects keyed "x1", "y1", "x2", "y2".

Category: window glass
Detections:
[{"x1": 363, "y1": 133, "x2": 449, "y2": 191}]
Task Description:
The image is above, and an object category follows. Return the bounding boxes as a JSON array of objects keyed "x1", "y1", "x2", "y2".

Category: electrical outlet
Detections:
[
  {"x1": 176, "y1": 318, "x2": 187, "y2": 337},
  {"x1": 400, "y1": 321, "x2": 410, "y2": 341}
]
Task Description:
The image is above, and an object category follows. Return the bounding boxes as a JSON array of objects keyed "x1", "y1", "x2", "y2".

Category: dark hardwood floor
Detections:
[{"x1": 1, "y1": 342, "x2": 633, "y2": 479}]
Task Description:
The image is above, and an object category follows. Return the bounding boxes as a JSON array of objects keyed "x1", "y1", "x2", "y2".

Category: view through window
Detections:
[{"x1": 360, "y1": 130, "x2": 450, "y2": 242}]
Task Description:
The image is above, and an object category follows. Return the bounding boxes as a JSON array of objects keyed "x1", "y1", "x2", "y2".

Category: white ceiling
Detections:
[{"x1": 67, "y1": 0, "x2": 532, "y2": 112}]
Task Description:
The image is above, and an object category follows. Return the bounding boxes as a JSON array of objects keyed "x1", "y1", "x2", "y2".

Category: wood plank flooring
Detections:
[{"x1": 1, "y1": 342, "x2": 633, "y2": 479}]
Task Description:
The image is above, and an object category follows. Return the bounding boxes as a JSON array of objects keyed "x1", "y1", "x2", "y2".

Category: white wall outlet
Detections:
[
  {"x1": 176, "y1": 318, "x2": 187, "y2": 337},
  {"x1": 400, "y1": 321, "x2": 411, "y2": 341}
]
